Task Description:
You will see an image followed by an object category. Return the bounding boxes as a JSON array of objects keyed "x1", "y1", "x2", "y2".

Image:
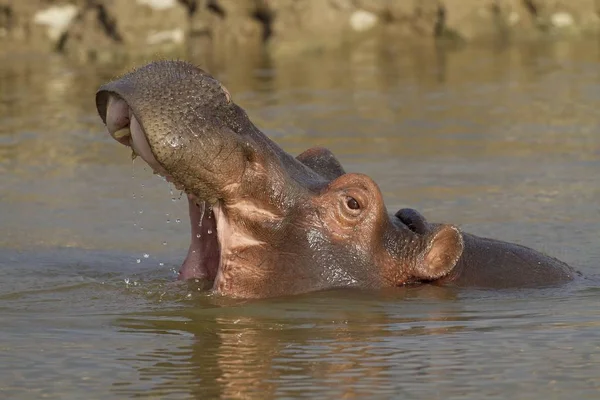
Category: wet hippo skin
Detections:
[
  {"x1": 95, "y1": 60, "x2": 575, "y2": 299},
  {"x1": 394, "y1": 208, "x2": 574, "y2": 288}
]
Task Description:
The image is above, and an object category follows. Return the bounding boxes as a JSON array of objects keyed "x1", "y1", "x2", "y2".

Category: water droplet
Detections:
[
  {"x1": 159, "y1": 262, "x2": 165, "y2": 267},
  {"x1": 143, "y1": 253, "x2": 149, "y2": 258},
  {"x1": 138, "y1": 210, "x2": 143, "y2": 214},
  {"x1": 186, "y1": 293, "x2": 192, "y2": 298},
  {"x1": 162, "y1": 241, "x2": 168, "y2": 246},
  {"x1": 136, "y1": 259, "x2": 141, "y2": 263},
  {"x1": 198, "y1": 202, "x2": 205, "y2": 227},
  {"x1": 176, "y1": 218, "x2": 181, "y2": 223},
  {"x1": 196, "y1": 233, "x2": 201, "y2": 238},
  {"x1": 124, "y1": 278, "x2": 130, "y2": 284},
  {"x1": 207, "y1": 229, "x2": 213, "y2": 234},
  {"x1": 166, "y1": 219, "x2": 171, "y2": 224},
  {"x1": 167, "y1": 135, "x2": 182, "y2": 148}
]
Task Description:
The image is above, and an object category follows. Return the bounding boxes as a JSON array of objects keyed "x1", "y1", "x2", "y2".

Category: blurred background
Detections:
[
  {"x1": 2, "y1": 1, "x2": 600, "y2": 399},
  {"x1": 3, "y1": 0, "x2": 600, "y2": 60}
]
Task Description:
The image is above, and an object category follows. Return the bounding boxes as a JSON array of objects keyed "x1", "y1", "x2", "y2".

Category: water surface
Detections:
[{"x1": 1, "y1": 40, "x2": 600, "y2": 398}]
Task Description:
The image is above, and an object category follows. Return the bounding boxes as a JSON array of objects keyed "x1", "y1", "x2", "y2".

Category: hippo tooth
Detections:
[
  {"x1": 131, "y1": 149, "x2": 138, "y2": 160},
  {"x1": 113, "y1": 127, "x2": 131, "y2": 140}
]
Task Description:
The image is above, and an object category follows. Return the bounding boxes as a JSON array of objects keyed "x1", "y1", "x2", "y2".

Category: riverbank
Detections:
[{"x1": 1, "y1": 0, "x2": 599, "y2": 62}]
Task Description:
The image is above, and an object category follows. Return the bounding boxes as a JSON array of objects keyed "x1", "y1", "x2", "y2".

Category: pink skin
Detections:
[{"x1": 179, "y1": 197, "x2": 220, "y2": 281}]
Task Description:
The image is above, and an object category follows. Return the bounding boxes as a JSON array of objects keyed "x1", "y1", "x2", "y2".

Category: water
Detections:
[{"x1": 1, "y1": 40, "x2": 600, "y2": 398}]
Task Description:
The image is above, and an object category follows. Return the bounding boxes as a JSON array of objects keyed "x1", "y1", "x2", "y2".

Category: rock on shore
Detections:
[{"x1": 1, "y1": 0, "x2": 599, "y2": 60}]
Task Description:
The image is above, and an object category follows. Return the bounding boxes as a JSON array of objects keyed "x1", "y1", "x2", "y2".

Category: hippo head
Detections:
[{"x1": 96, "y1": 61, "x2": 464, "y2": 298}]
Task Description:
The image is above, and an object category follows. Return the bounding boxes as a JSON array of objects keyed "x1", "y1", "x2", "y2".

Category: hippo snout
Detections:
[{"x1": 95, "y1": 60, "x2": 258, "y2": 202}]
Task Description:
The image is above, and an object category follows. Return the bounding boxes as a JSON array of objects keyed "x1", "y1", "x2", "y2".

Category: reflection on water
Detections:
[
  {"x1": 1, "y1": 39, "x2": 600, "y2": 398},
  {"x1": 111, "y1": 285, "x2": 600, "y2": 399}
]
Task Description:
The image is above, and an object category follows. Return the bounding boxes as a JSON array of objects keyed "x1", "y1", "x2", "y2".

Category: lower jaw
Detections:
[{"x1": 178, "y1": 195, "x2": 221, "y2": 283}]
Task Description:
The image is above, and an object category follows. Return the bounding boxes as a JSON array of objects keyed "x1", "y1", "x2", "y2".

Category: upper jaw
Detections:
[
  {"x1": 98, "y1": 91, "x2": 226, "y2": 284},
  {"x1": 97, "y1": 84, "x2": 250, "y2": 205},
  {"x1": 99, "y1": 93, "x2": 173, "y2": 180}
]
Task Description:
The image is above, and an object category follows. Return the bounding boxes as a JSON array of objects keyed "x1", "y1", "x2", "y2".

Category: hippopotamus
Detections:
[{"x1": 95, "y1": 60, "x2": 575, "y2": 299}]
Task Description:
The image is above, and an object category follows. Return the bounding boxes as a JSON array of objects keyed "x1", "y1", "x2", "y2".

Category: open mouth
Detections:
[{"x1": 104, "y1": 94, "x2": 224, "y2": 284}]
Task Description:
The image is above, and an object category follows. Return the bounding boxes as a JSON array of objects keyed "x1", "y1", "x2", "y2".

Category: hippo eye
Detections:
[{"x1": 346, "y1": 197, "x2": 360, "y2": 210}]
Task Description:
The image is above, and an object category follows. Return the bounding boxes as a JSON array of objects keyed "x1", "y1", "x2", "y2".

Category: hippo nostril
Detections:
[{"x1": 395, "y1": 208, "x2": 429, "y2": 235}]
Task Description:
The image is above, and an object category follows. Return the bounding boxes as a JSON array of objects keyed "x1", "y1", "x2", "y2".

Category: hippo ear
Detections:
[
  {"x1": 413, "y1": 225, "x2": 464, "y2": 280},
  {"x1": 296, "y1": 147, "x2": 346, "y2": 181}
]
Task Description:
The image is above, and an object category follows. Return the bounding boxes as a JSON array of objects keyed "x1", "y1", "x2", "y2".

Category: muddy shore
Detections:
[{"x1": 1, "y1": 0, "x2": 599, "y2": 61}]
